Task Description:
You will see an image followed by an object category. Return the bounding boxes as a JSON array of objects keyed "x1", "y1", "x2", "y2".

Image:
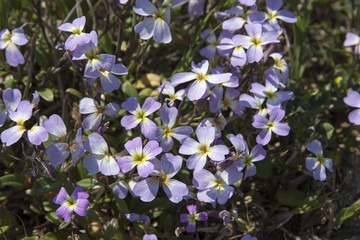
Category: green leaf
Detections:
[
  {"x1": 65, "y1": 88, "x2": 82, "y2": 99},
  {"x1": 86, "y1": 208, "x2": 99, "y2": 220},
  {"x1": 0, "y1": 226, "x2": 9, "y2": 233},
  {"x1": 26, "y1": 177, "x2": 62, "y2": 196},
  {"x1": 322, "y1": 122, "x2": 334, "y2": 140},
  {"x1": 45, "y1": 211, "x2": 62, "y2": 225},
  {"x1": 122, "y1": 81, "x2": 138, "y2": 98},
  {"x1": 38, "y1": 88, "x2": 54, "y2": 102},
  {"x1": 276, "y1": 186, "x2": 304, "y2": 207},
  {"x1": 76, "y1": 178, "x2": 104, "y2": 191},
  {"x1": 335, "y1": 199, "x2": 360, "y2": 228},
  {"x1": 0, "y1": 173, "x2": 25, "y2": 188},
  {"x1": 59, "y1": 220, "x2": 71, "y2": 230}
]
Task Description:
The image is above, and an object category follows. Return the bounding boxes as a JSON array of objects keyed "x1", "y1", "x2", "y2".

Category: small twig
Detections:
[
  {"x1": 11, "y1": 210, "x2": 28, "y2": 237},
  {"x1": 115, "y1": 19, "x2": 124, "y2": 58},
  {"x1": 23, "y1": 31, "x2": 37, "y2": 99}
]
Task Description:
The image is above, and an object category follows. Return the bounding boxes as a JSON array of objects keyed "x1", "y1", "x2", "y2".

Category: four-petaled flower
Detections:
[
  {"x1": 179, "y1": 204, "x2": 208, "y2": 232},
  {"x1": 58, "y1": 16, "x2": 90, "y2": 51},
  {"x1": 343, "y1": 90, "x2": 360, "y2": 125},
  {"x1": 0, "y1": 28, "x2": 28, "y2": 67},
  {"x1": 306, "y1": 140, "x2": 333, "y2": 181}
]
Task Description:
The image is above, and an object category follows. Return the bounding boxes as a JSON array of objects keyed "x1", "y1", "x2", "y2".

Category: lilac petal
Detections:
[
  {"x1": 256, "y1": 129, "x2": 272, "y2": 145},
  {"x1": 58, "y1": 22, "x2": 74, "y2": 32},
  {"x1": 198, "y1": 212, "x2": 208, "y2": 221},
  {"x1": 113, "y1": 182, "x2": 128, "y2": 199},
  {"x1": 200, "y1": 28, "x2": 216, "y2": 42},
  {"x1": 171, "y1": 0, "x2": 187, "y2": 7},
  {"x1": 192, "y1": 60, "x2": 209, "y2": 75},
  {"x1": 228, "y1": 133, "x2": 246, "y2": 152},
  {"x1": 231, "y1": 47, "x2": 246, "y2": 67},
  {"x1": 140, "y1": 119, "x2": 159, "y2": 139},
  {"x1": 217, "y1": 37, "x2": 235, "y2": 51},
  {"x1": 247, "y1": 45, "x2": 263, "y2": 63},
  {"x1": 277, "y1": 10, "x2": 297, "y2": 23},
  {"x1": 192, "y1": 169, "x2": 216, "y2": 190},
  {"x1": 117, "y1": 156, "x2": 135, "y2": 173},
  {"x1": 268, "y1": 91, "x2": 293, "y2": 106},
  {"x1": 82, "y1": 113, "x2": 102, "y2": 131},
  {"x1": 104, "y1": 103, "x2": 120, "y2": 116},
  {"x1": 200, "y1": 45, "x2": 217, "y2": 59},
  {"x1": 134, "y1": 18, "x2": 155, "y2": 40},
  {"x1": 186, "y1": 204, "x2": 197, "y2": 213},
  {"x1": 56, "y1": 204, "x2": 73, "y2": 222},
  {"x1": 133, "y1": 178, "x2": 159, "y2": 202},
  {"x1": 5, "y1": 43, "x2": 24, "y2": 67},
  {"x1": 269, "y1": 107, "x2": 285, "y2": 122},
  {"x1": 99, "y1": 54, "x2": 115, "y2": 71},
  {"x1": 186, "y1": 222, "x2": 196, "y2": 233},
  {"x1": 72, "y1": 41, "x2": 94, "y2": 60},
  {"x1": 53, "y1": 187, "x2": 69, "y2": 204},
  {"x1": 247, "y1": 11, "x2": 267, "y2": 23},
  {"x1": 207, "y1": 73, "x2": 232, "y2": 84},
  {"x1": 344, "y1": 91, "x2": 360, "y2": 108},
  {"x1": 171, "y1": 72, "x2": 197, "y2": 87},
  {"x1": 324, "y1": 158, "x2": 333, "y2": 172},
  {"x1": 143, "y1": 140, "x2": 162, "y2": 159},
  {"x1": 179, "y1": 137, "x2": 200, "y2": 155},
  {"x1": 143, "y1": 97, "x2": 161, "y2": 115},
  {"x1": 266, "y1": 0, "x2": 283, "y2": 11},
  {"x1": 222, "y1": 17, "x2": 245, "y2": 32},
  {"x1": 79, "y1": 97, "x2": 98, "y2": 114},
  {"x1": 208, "y1": 145, "x2": 229, "y2": 161},
  {"x1": 163, "y1": 179, "x2": 188, "y2": 203},
  {"x1": 260, "y1": 30, "x2": 280, "y2": 45},
  {"x1": 172, "y1": 126, "x2": 193, "y2": 143},
  {"x1": 84, "y1": 59, "x2": 101, "y2": 78},
  {"x1": 1, "y1": 125, "x2": 25, "y2": 146},
  {"x1": 252, "y1": 114, "x2": 268, "y2": 129},
  {"x1": 197, "y1": 126, "x2": 215, "y2": 145},
  {"x1": 217, "y1": 186, "x2": 234, "y2": 204},
  {"x1": 153, "y1": 20, "x2": 171, "y2": 44},
  {"x1": 160, "y1": 132, "x2": 174, "y2": 152},
  {"x1": 133, "y1": 0, "x2": 157, "y2": 16},
  {"x1": 143, "y1": 234, "x2": 158, "y2": 240},
  {"x1": 74, "y1": 199, "x2": 89, "y2": 216},
  {"x1": 121, "y1": 115, "x2": 140, "y2": 130},
  {"x1": 187, "y1": 80, "x2": 207, "y2": 101},
  {"x1": 0, "y1": 109, "x2": 6, "y2": 127},
  {"x1": 3, "y1": 88, "x2": 21, "y2": 111},
  {"x1": 305, "y1": 157, "x2": 317, "y2": 171},
  {"x1": 47, "y1": 143, "x2": 70, "y2": 166},
  {"x1": 124, "y1": 137, "x2": 143, "y2": 156},
  {"x1": 180, "y1": 214, "x2": 189, "y2": 223},
  {"x1": 221, "y1": 164, "x2": 243, "y2": 185},
  {"x1": 306, "y1": 140, "x2": 323, "y2": 156},
  {"x1": 160, "y1": 106, "x2": 177, "y2": 127},
  {"x1": 99, "y1": 155, "x2": 120, "y2": 176},
  {"x1": 43, "y1": 114, "x2": 66, "y2": 138},
  {"x1": 250, "y1": 82, "x2": 267, "y2": 98},
  {"x1": 250, "y1": 144, "x2": 266, "y2": 162},
  {"x1": 314, "y1": 165, "x2": 326, "y2": 181},
  {"x1": 161, "y1": 153, "x2": 182, "y2": 176},
  {"x1": 111, "y1": 64, "x2": 128, "y2": 75},
  {"x1": 188, "y1": 0, "x2": 205, "y2": 16},
  {"x1": 348, "y1": 109, "x2": 360, "y2": 125},
  {"x1": 239, "y1": 93, "x2": 261, "y2": 109},
  {"x1": 83, "y1": 154, "x2": 102, "y2": 174},
  {"x1": 344, "y1": 32, "x2": 359, "y2": 47},
  {"x1": 100, "y1": 72, "x2": 120, "y2": 93},
  {"x1": 245, "y1": 23, "x2": 262, "y2": 38},
  {"x1": 273, "y1": 122, "x2": 290, "y2": 136},
  {"x1": 244, "y1": 163, "x2": 256, "y2": 178},
  {"x1": 122, "y1": 97, "x2": 140, "y2": 114},
  {"x1": 187, "y1": 153, "x2": 207, "y2": 172},
  {"x1": 11, "y1": 29, "x2": 28, "y2": 46},
  {"x1": 84, "y1": 133, "x2": 109, "y2": 154},
  {"x1": 197, "y1": 188, "x2": 217, "y2": 204},
  {"x1": 137, "y1": 160, "x2": 155, "y2": 177},
  {"x1": 72, "y1": 16, "x2": 86, "y2": 30}
]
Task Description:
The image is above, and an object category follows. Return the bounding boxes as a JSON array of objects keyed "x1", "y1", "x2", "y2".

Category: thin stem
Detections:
[{"x1": 23, "y1": 31, "x2": 37, "y2": 99}]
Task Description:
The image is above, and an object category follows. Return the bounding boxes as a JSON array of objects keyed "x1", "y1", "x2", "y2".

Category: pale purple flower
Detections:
[
  {"x1": 90, "y1": 64, "x2": 128, "y2": 93},
  {"x1": 193, "y1": 164, "x2": 243, "y2": 206},
  {"x1": 58, "y1": 16, "x2": 91, "y2": 51},
  {"x1": 239, "y1": 93, "x2": 269, "y2": 116},
  {"x1": 0, "y1": 28, "x2": 28, "y2": 67},
  {"x1": 1, "y1": 100, "x2": 48, "y2": 146},
  {"x1": 158, "y1": 81, "x2": 185, "y2": 106},
  {"x1": 229, "y1": 133, "x2": 266, "y2": 178},
  {"x1": 133, "y1": 153, "x2": 188, "y2": 203},
  {"x1": 43, "y1": 114, "x2": 84, "y2": 166},
  {"x1": 241, "y1": 234, "x2": 257, "y2": 240},
  {"x1": 198, "y1": 115, "x2": 227, "y2": 139},
  {"x1": 134, "y1": 0, "x2": 171, "y2": 44},
  {"x1": 179, "y1": 126, "x2": 229, "y2": 172},
  {"x1": 171, "y1": 0, "x2": 205, "y2": 16},
  {"x1": 53, "y1": 186, "x2": 89, "y2": 222},
  {"x1": 83, "y1": 133, "x2": 120, "y2": 176},
  {"x1": 171, "y1": 60, "x2": 232, "y2": 101},
  {"x1": 264, "y1": 52, "x2": 289, "y2": 85},
  {"x1": 248, "y1": 0, "x2": 297, "y2": 29},
  {"x1": 200, "y1": 29, "x2": 233, "y2": 59},
  {"x1": 221, "y1": 6, "x2": 246, "y2": 32},
  {"x1": 73, "y1": 31, "x2": 115, "y2": 78},
  {"x1": 344, "y1": 32, "x2": 360, "y2": 57},
  {"x1": 179, "y1": 205, "x2": 208, "y2": 232},
  {"x1": 113, "y1": 175, "x2": 137, "y2": 199},
  {"x1": 79, "y1": 97, "x2": 119, "y2": 131},
  {"x1": 306, "y1": 140, "x2": 333, "y2": 181},
  {"x1": 344, "y1": 91, "x2": 360, "y2": 125},
  {"x1": 209, "y1": 88, "x2": 243, "y2": 115},
  {"x1": 149, "y1": 106, "x2": 193, "y2": 152},
  {"x1": 0, "y1": 88, "x2": 22, "y2": 127},
  {"x1": 252, "y1": 107, "x2": 290, "y2": 145},
  {"x1": 239, "y1": 0, "x2": 256, "y2": 6},
  {"x1": 209, "y1": 67, "x2": 239, "y2": 98},
  {"x1": 217, "y1": 34, "x2": 250, "y2": 67},
  {"x1": 117, "y1": 137, "x2": 162, "y2": 177},
  {"x1": 118, "y1": 0, "x2": 129, "y2": 4},
  {"x1": 250, "y1": 74, "x2": 293, "y2": 107},
  {"x1": 121, "y1": 97, "x2": 161, "y2": 138},
  {"x1": 234, "y1": 23, "x2": 279, "y2": 63}
]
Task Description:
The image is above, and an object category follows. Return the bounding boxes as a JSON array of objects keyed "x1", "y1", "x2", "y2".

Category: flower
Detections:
[
  {"x1": 133, "y1": 153, "x2": 188, "y2": 203},
  {"x1": 239, "y1": 93, "x2": 269, "y2": 116},
  {"x1": 344, "y1": 32, "x2": 360, "y2": 57},
  {"x1": 1, "y1": 100, "x2": 48, "y2": 146},
  {"x1": 121, "y1": 97, "x2": 161, "y2": 138},
  {"x1": 241, "y1": 234, "x2": 257, "y2": 240},
  {"x1": 117, "y1": 137, "x2": 162, "y2": 177},
  {"x1": 133, "y1": 0, "x2": 172, "y2": 44},
  {"x1": 179, "y1": 126, "x2": 229, "y2": 172},
  {"x1": 179, "y1": 204, "x2": 208, "y2": 232},
  {"x1": 72, "y1": 31, "x2": 115, "y2": 78},
  {"x1": 171, "y1": 0, "x2": 205, "y2": 16},
  {"x1": 209, "y1": 88, "x2": 243, "y2": 115},
  {"x1": 252, "y1": 107, "x2": 290, "y2": 145},
  {"x1": 79, "y1": 97, "x2": 119, "y2": 131},
  {"x1": 53, "y1": 186, "x2": 89, "y2": 222},
  {"x1": 306, "y1": 140, "x2": 333, "y2": 181},
  {"x1": 57, "y1": 16, "x2": 90, "y2": 51},
  {"x1": 171, "y1": 60, "x2": 232, "y2": 101},
  {"x1": 43, "y1": 114, "x2": 84, "y2": 166},
  {"x1": 158, "y1": 81, "x2": 185, "y2": 106},
  {"x1": 343, "y1": 91, "x2": 360, "y2": 125},
  {"x1": 200, "y1": 29, "x2": 233, "y2": 59},
  {"x1": 91, "y1": 64, "x2": 128, "y2": 93},
  {"x1": 0, "y1": 28, "x2": 28, "y2": 67},
  {"x1": 193, "y1": 163, "x2": 243, "y2": 206},
  {"x1": 83, "y1": 133, "x2": 120, "y2": 176},
  {"x1": 264, "y1": 52, "x2": 289, "y2": 85},
  {"x1": 149, "y1": 106, "x2": 193, "y2": 152},
  {"x1": 220, "y1": 5, "x2": 246, "y2": 32},
  {"x1": 0, "y1": 88, "x2": 22, "y2": 127},
  {"x1": 217, "y1": 33, "x2": 249, "y2": 67}
]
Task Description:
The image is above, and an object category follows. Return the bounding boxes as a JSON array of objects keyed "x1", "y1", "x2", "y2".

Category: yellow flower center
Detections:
[
  {"x1": 267, "y1": 121, "x2": 275, "y2": 129},
  {"x1": 267, "y1": 11, "x2": 277, "y2": 20},
  {"x1": 274, "y1": 58, "x2": 285, "y2": 69},
  {"x1": 250, "y1": 37, "x2": 262, "y2": 47},
  {"x1": 198, "y1": 144, "x2": 210, "y2": 156},
  {"x1": 316, "y1": 155, "x2": 325, "y2": 165},
  {"x1": 213, "y1": 178, "x2": 224, "y2": 190},
  {"x1": 133, "y1": 152, "x2": 147, "y2": 164},
  {"x1": 153, "y1": 10, "x2": 167, "y2": 21},
  {"x1": 266, "y1": 90, "x2": 275, "y2": 100},
  {"x1": 243, "y1": 155, "x2": 252, "y2": 166},
  {"x1": 85, "y1": 49, "x2": 99, "y2": 61},
  {"x1": 211, "y1": 40, "x2": 220, "y2": 47},
  {"x1": 235, "y1": 46, "x2": 244, "y2": 51},
  {"x1": 162, "y1": 126, "x2": 173, "y2": 139},
  {"x1": 189, "y1": 212, "x2": 199, "y2": 223},
  {"x1": 65, "y1": 198, "x2": 76, "y2": 208},
  {"x1": 72, "y1": 28, "x2": 82, "y2": 35},
  {"x1": 196, "y1": 73, "x2": 208, "y2": 82},
  {"x1": 135, "y1": 110, "x2": 147, "y2": 123},
  {"x1": 4, "y1": 32, "x2": 12, "y2": 42},
  {"x1": 221, "y1": 97, "x2": 231, "y2": 108}
]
